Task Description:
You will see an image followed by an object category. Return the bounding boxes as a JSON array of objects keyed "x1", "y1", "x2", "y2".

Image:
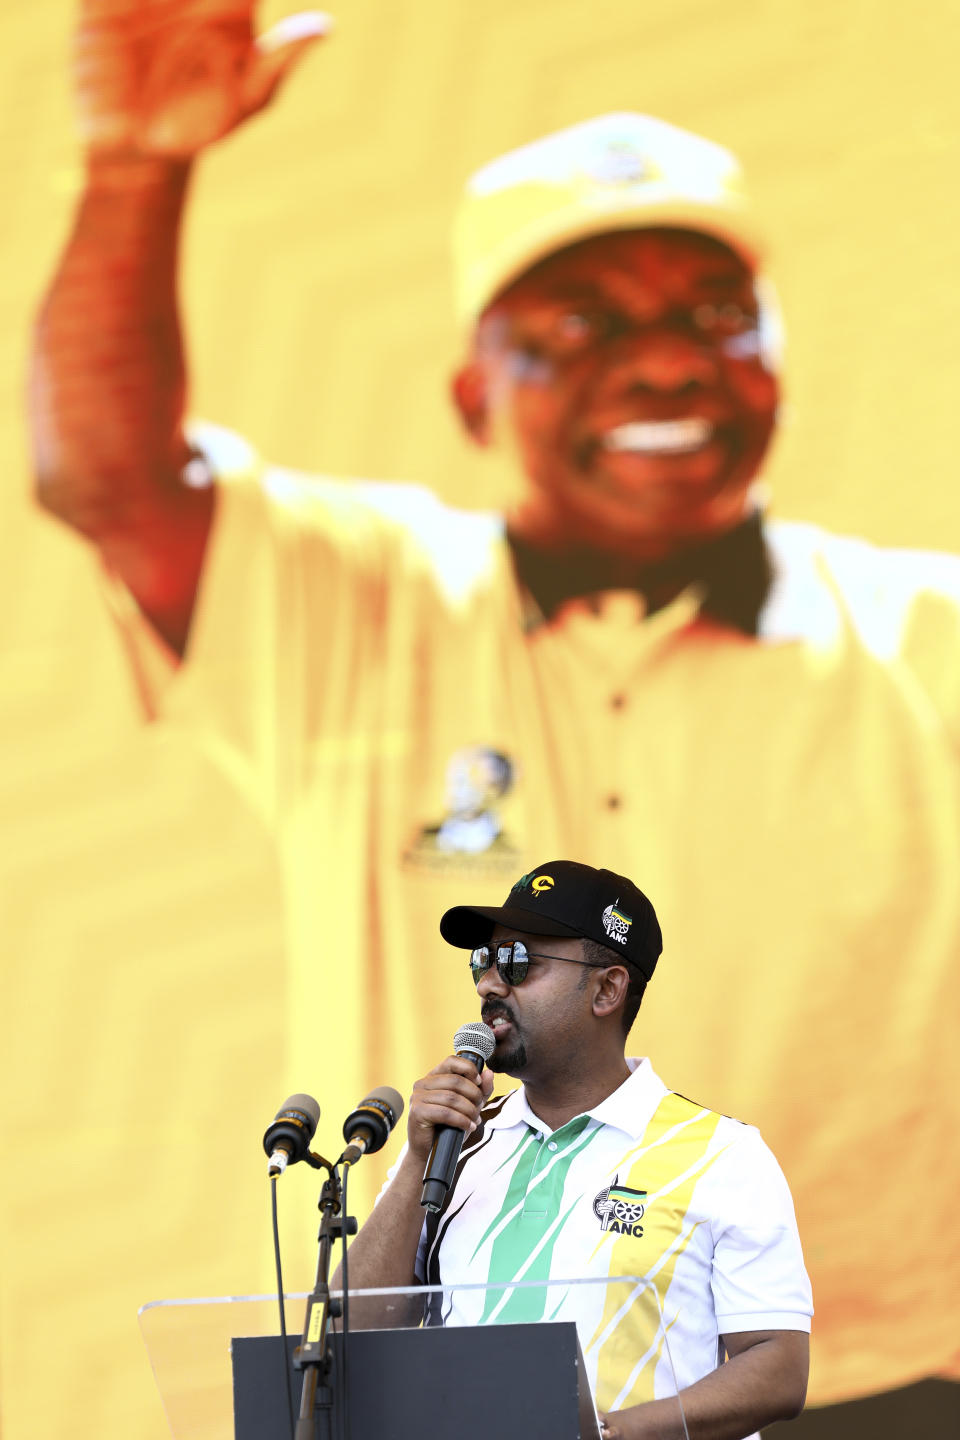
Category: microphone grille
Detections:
[{"x1": 454, "y1": 1021, "x2": 496, "y2": 1062}]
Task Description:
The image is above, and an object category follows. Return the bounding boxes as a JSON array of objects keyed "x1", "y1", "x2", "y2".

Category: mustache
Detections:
[{"x1": 481, "y1": 1001, "x2": 515, "y2": 1027}]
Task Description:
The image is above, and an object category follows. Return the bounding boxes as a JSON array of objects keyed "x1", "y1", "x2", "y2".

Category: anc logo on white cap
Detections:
[
  {"x1": 586, "y1": 139, "x2": 659, "y2": 188},
  {"x1": 602, "y1": 901, "x2": 632, "y2": 945}
]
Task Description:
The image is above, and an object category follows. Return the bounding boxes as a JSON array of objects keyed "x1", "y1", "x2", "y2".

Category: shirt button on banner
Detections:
[
  {"x1": 547, "y1": 1141, "x2": 558, "y2": 1152},
  {"x1": 606, "y1": 794, "x2": 622, "y2": 810},
  {"x1": 610, "y1": 692, "x2": 626, "y2": 711}
]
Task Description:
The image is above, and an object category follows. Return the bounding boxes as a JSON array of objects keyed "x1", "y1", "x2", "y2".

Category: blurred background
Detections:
[{"x1": 2, "y1": 2, "x2": 959, "y2": 1437}]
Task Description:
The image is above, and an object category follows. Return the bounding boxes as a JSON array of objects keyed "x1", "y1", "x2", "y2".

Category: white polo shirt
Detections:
[{"x1": 397, "y1": 1059, "x2": 812, "y2": 1412}]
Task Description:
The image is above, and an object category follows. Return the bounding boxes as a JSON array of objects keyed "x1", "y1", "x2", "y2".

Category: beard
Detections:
[{"x1": 488, "y1": 1037, "x2": 528, "y2": 1073}]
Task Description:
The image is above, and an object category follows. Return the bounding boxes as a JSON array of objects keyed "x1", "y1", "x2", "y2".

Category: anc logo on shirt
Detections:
[{"x1": 593, "y1": 1177, "x2": 647, "y2": 1237}]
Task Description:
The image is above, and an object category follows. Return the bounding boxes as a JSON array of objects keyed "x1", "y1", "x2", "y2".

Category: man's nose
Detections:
[
  {"x1": 606, "y1": 328, "x2": 720, "y2": 394},
  {"x1": 476, "y1": 965, "x2": 510, "y2": 999}
]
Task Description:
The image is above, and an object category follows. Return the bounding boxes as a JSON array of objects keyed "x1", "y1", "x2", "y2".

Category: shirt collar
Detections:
[
  {"x1": 509, "y1": 510, "x2": 772, "y2": 636},
  {"x1": 484, "y1": 1058, "x2": 668, "y2": 1141}
]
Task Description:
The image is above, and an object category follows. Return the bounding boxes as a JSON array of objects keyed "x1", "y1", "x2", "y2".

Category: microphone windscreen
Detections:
[
  {"x1": 453, "y1": 1021, "x2": 496, "y2": 1063},
  {"x1": 365, "y1": 1084, "x2": 405, "y2": 1123},
  {"x1": 262, "y1": 1093, "x2": 321, "y2": 1163},
  {"x1": 281, "y1": 1093, "x2": 322, "y2": 1127},
  {"x1": 342, "y1": 1085, "x2": 405, "y2": 1151}
]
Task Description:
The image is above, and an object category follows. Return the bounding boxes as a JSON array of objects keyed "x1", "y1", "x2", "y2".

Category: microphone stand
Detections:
[{"x1": 293, "y1": 1154, "x2": 358, "y2": 1440}]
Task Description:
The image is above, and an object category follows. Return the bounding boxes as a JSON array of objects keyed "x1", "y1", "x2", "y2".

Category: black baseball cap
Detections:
[{"x1": 440, "y1": 860, "x2": 663, "y2": 981}]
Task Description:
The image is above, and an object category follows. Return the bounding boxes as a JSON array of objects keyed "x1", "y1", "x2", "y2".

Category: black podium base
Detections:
[{"x1": 233, "y1": 1322, "x2": 599, "y2": 1440}]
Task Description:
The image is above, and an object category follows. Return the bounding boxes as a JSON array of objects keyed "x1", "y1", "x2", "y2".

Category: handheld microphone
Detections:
[
  {"x1": 340, "y1": 1086, "x2": 405, "y2": 1166},
  {"x1": 262, "y1": 1093, "x2": 321, "y2": 1177},
  {"x1": 421, "y1": 1022, "x2": 496, "y2": 1212}
]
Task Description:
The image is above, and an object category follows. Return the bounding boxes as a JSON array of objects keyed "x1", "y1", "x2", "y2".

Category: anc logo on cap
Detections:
[
  {"x1": 586, "y1": 139, "x2": 656, "y2": 188},
  {"x1": 511, "y1": 871, "x2": 555, "y2": 895},
  {"x1": 602, "y1": 901, "x2": 632, "y2": 945}
]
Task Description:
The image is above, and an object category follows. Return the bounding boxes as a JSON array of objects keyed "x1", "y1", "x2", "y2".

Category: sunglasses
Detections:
[{"x1": 469, "y1": 939, "x2": 608, "y2": 988}]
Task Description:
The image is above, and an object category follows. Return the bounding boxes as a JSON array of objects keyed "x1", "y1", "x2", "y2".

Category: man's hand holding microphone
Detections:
[{"x1": 332, "y1": 1024, "x2": 495, "y2": 1294}]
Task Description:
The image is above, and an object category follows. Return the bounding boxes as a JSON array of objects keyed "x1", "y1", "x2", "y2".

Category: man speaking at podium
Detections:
[{"x1": 341, "y1": 861, "x2": 813, "y2": 1440}]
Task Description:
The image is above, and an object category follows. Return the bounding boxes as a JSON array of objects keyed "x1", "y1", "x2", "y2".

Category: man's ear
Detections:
[
  {"x1": 592, "y1": 967, "x2": 631, "y2": 1019},
  {"x1": 451, "y1": 361, "x2": 492, "y2": 447}
]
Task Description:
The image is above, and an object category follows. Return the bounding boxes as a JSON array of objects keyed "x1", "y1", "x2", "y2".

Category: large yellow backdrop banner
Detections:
[{"x1": 2, "y1": 3, "x2": 959, "y2": 1438}]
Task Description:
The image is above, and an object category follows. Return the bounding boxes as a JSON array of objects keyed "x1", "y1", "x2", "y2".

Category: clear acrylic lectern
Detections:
[{"x1": 140, "y1": 1276, "x2": 688, "y2": 1440}]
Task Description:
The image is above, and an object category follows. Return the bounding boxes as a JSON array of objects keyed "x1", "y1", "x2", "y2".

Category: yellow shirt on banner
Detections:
[{"x1": 111, "y1": 423, "x2": 960, "y2": 1405}]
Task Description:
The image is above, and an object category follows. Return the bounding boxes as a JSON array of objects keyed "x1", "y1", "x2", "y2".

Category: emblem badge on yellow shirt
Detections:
[{"x1": 403, "y1": 745, "x2": 521, "y2": 874}]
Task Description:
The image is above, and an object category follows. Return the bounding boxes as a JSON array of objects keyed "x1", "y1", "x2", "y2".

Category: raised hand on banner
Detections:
[{"x1": 74, "y1": 0, "x2": 331, "y2": 158}]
